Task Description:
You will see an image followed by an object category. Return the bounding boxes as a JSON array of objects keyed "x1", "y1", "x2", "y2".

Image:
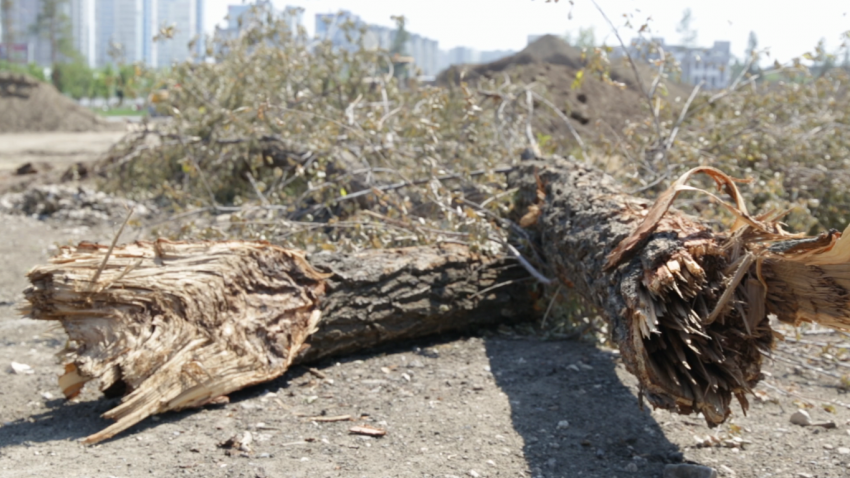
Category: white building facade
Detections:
[
  {"x1": 95, "y1": 0, "x2": 203, "y2": 68},
  {"x1": 615, "y1": 37, "x2": 732, "y2": 90}
]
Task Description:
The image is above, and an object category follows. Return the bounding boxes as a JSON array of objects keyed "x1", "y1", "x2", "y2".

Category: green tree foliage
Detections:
[
  {"x1": 0, "y1": 60, "x2": 46, "y2": 81},
  {"x1": 676, "y1": 8, "x2": 697, "y2": 47}
]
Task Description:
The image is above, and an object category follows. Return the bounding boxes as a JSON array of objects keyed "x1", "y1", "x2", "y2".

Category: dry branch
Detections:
[{"x1": 23, "y1": 241, "x2": 533, "y2": 443}]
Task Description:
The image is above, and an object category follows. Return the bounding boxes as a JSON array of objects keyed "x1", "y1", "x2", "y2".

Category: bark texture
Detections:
[
  {"x1": 509, "y1": 158, "x2": 772, "y2": 425},
  {"x1": 23, "y1": 241, "x2": 533, "y2": 444}
]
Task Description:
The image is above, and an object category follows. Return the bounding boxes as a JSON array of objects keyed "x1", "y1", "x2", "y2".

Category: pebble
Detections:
[
  {"x1": 556, "y1": 420, "x2": 569, "y2": 429},
  {"x1": 838, "y1": 447, "x2": 850, "y2": 455},
  {"x1": 667, "y1": 451, "x2": 685, "y2": 463},
  {"x1": 407, "y1": 360, "x2": 425, "y2": 369},
  {"x1": 663, "y1": 464, "x2": 718, "y2": 478},
  {"x1": 625, "y1": 462, "x2": 639, "y2": 473},
  {"x1": 546, "y1": 458, "x2": 556, "y2": 468},
  {"x1": 790, "y1": 410, "x2": 812, "y2": 426},
  {"x1": 10, "y1": 362, "x2": 33, "y2": 375},
  {"x1": 468, "y1": 470, "x2": 480, "y2": 477}
]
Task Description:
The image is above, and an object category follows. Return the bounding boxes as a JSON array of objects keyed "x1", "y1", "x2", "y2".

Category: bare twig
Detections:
[
  {"x1": 89, "y1": 206, "x2": 135, "y2": 292},
  {"x1": 525, "y1": 90, "x2": 542, "y2": 157},
  {"x1": 245, "y1": 171, "x2": 271, "y2": 207},
  {"x1": 540, "y1": 285, "x2": 564, "y2": 328},
  {"x1": 590, "y1": 0, "x2": 661, "y2": 137},
  {"x1": 527, "y1": 90, "x2": 588, "y2": 161},
  {"x1": 506, "y1": 243, "x2": 552, "y2": 285}
]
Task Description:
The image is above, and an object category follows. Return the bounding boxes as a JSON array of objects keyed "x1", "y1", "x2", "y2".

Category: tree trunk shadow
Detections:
[{"x1": 484, "y1": 337, "x2": 684, "y2": 477}]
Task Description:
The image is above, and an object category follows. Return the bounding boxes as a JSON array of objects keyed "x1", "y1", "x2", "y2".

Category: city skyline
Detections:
[
  {"x1": 3, "y1": 1, "x2": 848, "y2": 71},
  {"x1": 203, "y1": 1, "x2": 849, "y2": 65}
]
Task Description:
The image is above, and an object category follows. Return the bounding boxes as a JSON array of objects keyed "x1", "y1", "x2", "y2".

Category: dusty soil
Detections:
[
  {"x1": 2, "y1": 214, "x2": 850, "y2": 478},
  {"x1": 438, "y1": 35, "x2": 692, "y2": 141},
  {"x1": 0, "y1": 131, "x2": 127, "y2": 173}
]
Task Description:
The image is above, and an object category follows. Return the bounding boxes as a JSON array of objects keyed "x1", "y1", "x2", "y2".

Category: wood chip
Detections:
[
  {"x1": 349, "y1": 425, "x2": 387, "y2": 437},
  {"x1": 305, "y1": 415, "x2": 352, "y2": 422},
  {"x1": 308, "y1": 367, "x2": 327, "y2": 379}
]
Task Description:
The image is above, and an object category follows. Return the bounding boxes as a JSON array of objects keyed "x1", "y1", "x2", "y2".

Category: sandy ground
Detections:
[
  {"x1": 3, "y1": 132, "x2": 850, "y2": 477},
  {"x1": 0, "y1": 131, "x2": 127, "y2": 172}
]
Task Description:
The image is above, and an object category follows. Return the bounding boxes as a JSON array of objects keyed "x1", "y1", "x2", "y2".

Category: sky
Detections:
[{"x1": 203, "y1": 1, "x2": 850, "y2": 63}]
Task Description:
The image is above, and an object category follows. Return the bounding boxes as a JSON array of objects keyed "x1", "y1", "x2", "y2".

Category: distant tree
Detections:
[
  {"x1": 31, "y1": 0, "x2": 76, "y2": 66},
  {"x1": 389, "y1": 15, "x2": 410, "y2": 79},
  {"x1": 745, "y1": 31, "x2": 760, "y2": 73},
  {"x1": 389, "y1": 15, "x2": 409, "y2": 56},
  {"x1": 1, "y1": 0, "x2": 14, "y2": 61},
  {"x1": 575, "y1": 27, "x2": 596, "y2": 49},
  {"x1": 676, "y1": 8, "x2": 697, "y2": 47}
]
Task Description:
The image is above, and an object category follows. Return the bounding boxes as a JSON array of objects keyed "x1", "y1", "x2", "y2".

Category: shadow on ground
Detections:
[
  {"x1": 0, "y1": 331, "x2": 681, "y2": 478},
  {"x1": 485, "y1": 338, "x2": 682, "y2": 477}
]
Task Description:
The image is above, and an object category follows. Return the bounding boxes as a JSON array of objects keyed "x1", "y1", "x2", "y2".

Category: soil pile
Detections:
[
  {"x1": 0, "y1": 72, "x2": 115, "y2": 133},
  {"x1": 437, "y1": 35, "x2": 691, "y2": 138}
]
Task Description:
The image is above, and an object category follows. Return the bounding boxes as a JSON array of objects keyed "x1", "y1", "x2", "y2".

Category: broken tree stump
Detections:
[
  {"x1": 23, "y1": 155, "x2": 850, "y2": 443},
  {"x1": 23, "y1": 241, "x2": 533, "y2": 443},
  {"x1": 509, "y1": 156, "x2": 850, "y2": 426}
]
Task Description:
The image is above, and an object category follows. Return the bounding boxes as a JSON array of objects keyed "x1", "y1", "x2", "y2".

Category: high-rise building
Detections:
[
  {"x1": 0, "y1": 0, "x2": 92, "y2": 65},
  {"x1": 95, "y1": 0, "x2": 203, "y2": 68},
  {"x1": 155, "y1": 0, "x2": 199, "y2": 67},
  {"x1": 315, "y1": 10, "x2": 441, "y2": 76},
  {"x1": 614, "y1": 37, "x2": 732, "y2": 89},
  {"x1": 95, "y1": 0, "x2": 143, "y2": 66},
  {"x1": 70, "y1": 0, "x2": 93, "y2": 66}
]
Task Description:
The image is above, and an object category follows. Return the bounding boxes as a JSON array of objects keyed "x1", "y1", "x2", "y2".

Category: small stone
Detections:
[
  {"x1": 546, "y1": 458, "x2": 556, "y2": 468},
  {"x1": 663, "y1": 464, "x2": 718, "y2": 478},
  {"x1": 40, "y1": 392, "x2": 53, "y2": 400},
  {"x1": 595, "y1": 448, "x2": 605, "y2": 458},
  {"x1": 824, "y1": 444, "x2": 834, "y2": 450},
  {"x1": 10, "y1": 362, "x2": 33, "y2": 375},
  {"x1": 625, "y1": 462, "x2": 639, "y2": 473},
  {"x1": 838, "y1": 447, "x2": 850, "y2": 455},
  {"x1": 667, "y1": 451, "x2": 685, "y2": 463},
  {"x1": 407, "y1": 360, "x2": 425, "y2": 368},
  {"x1": 468, "y1": 470, "x2": 480, "y2": 478},
  {"x1": 556, "y1": 420, "x2": 570, "y2": 429},
  {"x1": 790, "y1": 410, "x2": 812, "y2": 426}
]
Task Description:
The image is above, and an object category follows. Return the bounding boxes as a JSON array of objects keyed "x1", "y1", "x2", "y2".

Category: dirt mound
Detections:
[
  {"x1": 437, "y1": 35, "x2": 691, "y2": 139},
  {"x1": 0, "y1": 73, "x2": 116, "y2": 133}
]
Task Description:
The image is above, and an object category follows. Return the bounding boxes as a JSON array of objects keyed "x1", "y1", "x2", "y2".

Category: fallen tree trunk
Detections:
[
  {"x1": 23, "y1": 156, "x2": 850, "y2": 443},
  {"x1": 23, "y1": 242, "x2": 533, "y2": 443},
  {"x1": 508, "y1": 157, "x2": 850, "y2": 426}
]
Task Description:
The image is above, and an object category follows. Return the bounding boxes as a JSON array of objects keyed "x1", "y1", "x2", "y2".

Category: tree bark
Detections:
[
  {"x1": 23, "y1": 241, "x2": 534, "y2": 444},
  {"x1": 508, "y1": 158, "x2": 771, "y2": 425}
]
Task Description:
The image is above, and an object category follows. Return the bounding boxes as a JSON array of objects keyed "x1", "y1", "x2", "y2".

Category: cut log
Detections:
[
  {"x1": 23, "y1": 241, "x2": 533, "y2": 444},
  {"x1": 508, "y1": 157, "x2": 850, "y2": 426},
  {"x1": 23, "y1": 156, "x2": 850, "y2": 444}
]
